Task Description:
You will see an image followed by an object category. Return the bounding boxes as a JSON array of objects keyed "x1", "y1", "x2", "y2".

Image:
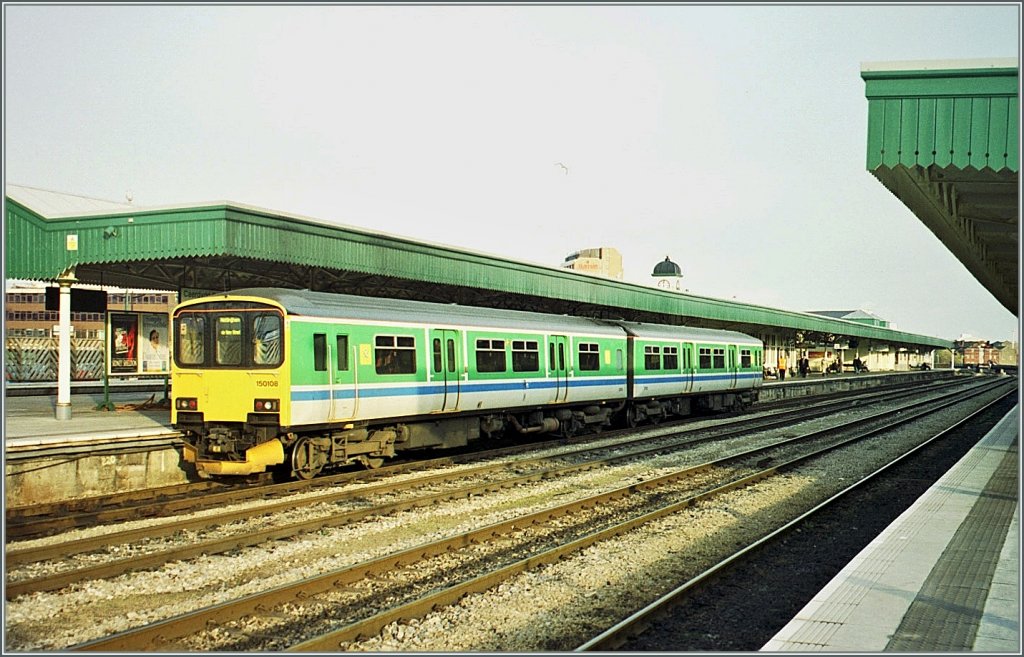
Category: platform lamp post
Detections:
[{"x1": 55, "y1": 266, "x2": 77, "y2": 420}]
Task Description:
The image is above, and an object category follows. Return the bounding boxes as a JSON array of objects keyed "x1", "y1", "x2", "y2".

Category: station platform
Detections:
[
  {"x1": 762, "y1": 405, "x2": 1020, "y2": 652},
  {"x1": 4, "y1": 389, "x2": 186, "y2": 508},
  {"x1": 4, "y1": 389, "x2": 176, "y2": 449}
]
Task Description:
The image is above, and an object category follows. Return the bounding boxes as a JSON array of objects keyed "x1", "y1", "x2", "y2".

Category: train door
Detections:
[
  {"x1": 328, "y1": 333, "x2": 355, "y2": 420},
  {"x1": 727, "y1": 345, "x2": 739, "y2": 388},
  {"x1": 430, "y1": 329, "x2": 462, "y2": 412},
  {"x1": 549, "y1": 335, "x2": 569, "y2": 403}
]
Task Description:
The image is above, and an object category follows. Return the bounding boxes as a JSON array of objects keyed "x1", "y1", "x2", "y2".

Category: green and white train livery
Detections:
[{"x1": 172, "y1": 288, "x2": 763, "y2": 479}]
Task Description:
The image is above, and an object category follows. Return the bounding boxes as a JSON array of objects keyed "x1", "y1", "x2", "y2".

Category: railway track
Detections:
[
  {"x1": 4, "y1": 378, "x2": 984, "y2": 600},
  {"x1": 4, "y1": 376, "x2": 967, "y2": 540},
  {"x1": 575, "y1": 388, "x2": 1017, "y2": 651},
  {"x1": 32, "y1": 377, "x2": 1008, "y2": 652}
]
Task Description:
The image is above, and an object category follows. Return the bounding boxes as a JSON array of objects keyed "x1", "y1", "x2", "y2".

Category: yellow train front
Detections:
[{"x1": 172, "y1": 294, "x2": 291, "y2": 476}]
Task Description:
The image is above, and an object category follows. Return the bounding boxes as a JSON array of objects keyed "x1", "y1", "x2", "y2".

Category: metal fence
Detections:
[{"x1": 5, "y1": 338, "x2": 105, "y2": 381}]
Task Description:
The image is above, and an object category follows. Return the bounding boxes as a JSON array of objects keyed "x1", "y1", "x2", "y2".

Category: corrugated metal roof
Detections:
[
  {"x1": 4, "y1": 187, "x2": 952, "y2": 349},
  {"x1": 5, "y1": 184, "x2": 136, "y2": 217},
  {"x1": 198, "y1": 288, "x2": 763, "y2": 345},
  {"x1": 861, "y1": 59, "x2": 1018, "y2": 316}
]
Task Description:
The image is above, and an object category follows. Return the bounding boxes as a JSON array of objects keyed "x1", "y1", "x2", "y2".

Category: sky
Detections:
[{"x1": 3, "y1": 3, "x2": 1021, "y2": 342}]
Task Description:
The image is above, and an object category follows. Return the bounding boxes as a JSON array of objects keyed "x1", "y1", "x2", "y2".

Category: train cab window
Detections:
[
  {"x1": 740, "y1": 349, "x2": 752, "y2": 368},
  {"x1": 313, "y1": 333, "x2": 327, "y2": 371},
  {"x1": 644, "y1": 345, "x2": 661, "y2": 370},
  {"x1": 578, "y1": 342, "x2": 600, "y2": 371},
  {"x1": 512, "y1": 340, "x2": 540, "y2": 372},
  {"x1": 663, "y1": 346, "x2": 679, "y2": 371},
  {"x1": 375, "y1": 335, "x2": 417, "y2": 374},
  {"x1": 216, "y1": 316, "x2": 243, "y2": 365},
  {"x1": 713, "y1": 348, "x2": 726, "y2": 369},
  {"x1": 336, "y1": 335, "x2": 349, "y2": 371},
  {"x1": 253, "y1": 314, "x2": 282, "y2": 366},
  {"x1": 699, "y1": 347, "x2": 712, "y2": 369},
  {"x1": 476, "y1": 339, "x2": 507, "y2": 373},
  {"x1": 177, "y1": 315, "x2": 205, "y2": 365}
]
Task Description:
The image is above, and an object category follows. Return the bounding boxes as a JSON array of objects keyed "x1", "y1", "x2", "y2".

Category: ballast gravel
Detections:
[{"x1": 3, "y1": 379, "x2": 1008, "y2": 651}]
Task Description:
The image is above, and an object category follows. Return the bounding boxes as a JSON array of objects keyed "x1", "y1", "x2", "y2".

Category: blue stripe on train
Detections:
[{"x1": 292, "y1": 372, "x2": 760, "y2": 402}]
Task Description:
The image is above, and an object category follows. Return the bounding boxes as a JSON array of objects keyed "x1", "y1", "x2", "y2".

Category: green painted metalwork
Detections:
[
  {"x1": 861, "y1": 60, "x2": 1018, "y2": 317},
  {"x1": 863, "y1": 64, "x2": 1019, "y2": 172},
  {"x1": 5, "y1": 195, "x2": 951, "y2": 349}
]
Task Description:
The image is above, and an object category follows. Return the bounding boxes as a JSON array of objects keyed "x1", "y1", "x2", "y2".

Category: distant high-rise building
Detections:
[{"x1": 562, "y1": 247, "x2": 624, "y2": 280}]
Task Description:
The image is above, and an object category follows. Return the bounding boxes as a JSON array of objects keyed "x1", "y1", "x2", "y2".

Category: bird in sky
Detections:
[{"x1": 554, "y1": 162, "x2": 568, "y2": 175}]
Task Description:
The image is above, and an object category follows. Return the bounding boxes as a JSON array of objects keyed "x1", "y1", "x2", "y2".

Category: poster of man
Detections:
[
  {"x1": 141, "y1": 314, "x2": 171, "y2": 374},
  {"x1": 109, "y1": 313, "x2": 138, "y2": 373}
]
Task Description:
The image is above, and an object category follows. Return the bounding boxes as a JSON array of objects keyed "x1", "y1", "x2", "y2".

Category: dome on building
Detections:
[{"x1": 652, "y1": 256, "x2": 682, "y2": 277}]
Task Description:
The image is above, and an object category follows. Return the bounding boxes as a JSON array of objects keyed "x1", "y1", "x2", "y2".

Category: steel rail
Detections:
[
  {"x1": 9, "y1": 378, "x2": 988, "y2": 593},
  {"x1": 66, "y1": 380, "x2": 1010, "y2": 652},
  {"x1": 5, "y1": 376, "x2": 968, "y2": 542},
  {"x1": 573, "y1": 386, "x2": 1018, "y2": 651},
  {"x1": 289, "y1": 381, "x2": 1015, "y2": 652}
]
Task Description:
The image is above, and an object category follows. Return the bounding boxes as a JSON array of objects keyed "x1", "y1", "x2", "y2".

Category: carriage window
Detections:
[
  {"x1": 713, "y1": 348, "x2": 726, "y2": 369},
  {"x1": 375, "y1": 335, "x2": 417, "y2": 374},
  {"x1": 512, "y1": 340, "x2": 539, "y2": 372},
  {"x1": 216, "y1": 316, "x2": 243, "y2": 365},
  {"x1": 313, "y1": 333, "x2": 327, "y2": 371},
  {"x1": 663, "y1": 346, "x2": 679, "y2": 370},
  {"x1": 578, "y1": 342, "x2": 600, "y2": 371},
  {"x1": 644, "y1": 345, "x2": 661, "y2": 370},
  {"x1": 177, "y1": 315, "x2": 205, "y2": 365},
  {"x1": 740, "y1": 349, "x2": 752, "y2": 368},
  {"x1": 699, "y1": 347, "x2": 712, "y2": 369},
  {"x1": 336, "y1": 335, "x2": 349, "y2": 370},
  {"x1": 476, "y1": 338, "x2": 507, "y2": 373},
  {"x1": 433, "y1": 338, "x2": 443, "y2": 372},
  {"x1": 253, "y1": 313, "x2": 282, "y2": 366}
]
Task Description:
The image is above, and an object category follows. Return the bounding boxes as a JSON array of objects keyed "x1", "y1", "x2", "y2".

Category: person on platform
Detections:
[{"x1": 777, "y1": 352, "x2": 787, "y2": 381}]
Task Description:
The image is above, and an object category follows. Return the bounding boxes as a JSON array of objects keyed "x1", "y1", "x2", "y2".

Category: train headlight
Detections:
[
  {"x1": 176, "y1": 398, "x2": 199, "y2": 411},
  {"x1": 254, "y1": 399, "x2": 279, "y2": 412}
]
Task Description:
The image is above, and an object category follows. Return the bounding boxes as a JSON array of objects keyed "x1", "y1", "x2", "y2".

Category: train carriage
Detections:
[{"x1": 172, "y1": 288, "x2": 763, "y2": 479}]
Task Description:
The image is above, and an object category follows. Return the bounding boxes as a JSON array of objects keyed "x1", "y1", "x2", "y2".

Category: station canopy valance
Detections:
[
  {"x1": 862, "y1": 58, "x2": 1019, "y2": 316},
  {"x1": 5, "y1": 184, "x2": 951, "y2": 349}
]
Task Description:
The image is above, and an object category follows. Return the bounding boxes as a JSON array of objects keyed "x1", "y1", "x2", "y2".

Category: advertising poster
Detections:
[
  {"x1": 107, "y1": 312, "x2": 172, "y2": 376},
  {"x1": 109, "y1": 313, "x2": 139, "y2": 374},
  {"x1": 141, "y1": 313, "x2": 171, "y2": 374}
]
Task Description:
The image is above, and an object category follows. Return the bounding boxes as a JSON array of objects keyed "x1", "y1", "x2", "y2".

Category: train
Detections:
[{"x1": 171, "y1": 288, "x2": 764, "y2": 479}]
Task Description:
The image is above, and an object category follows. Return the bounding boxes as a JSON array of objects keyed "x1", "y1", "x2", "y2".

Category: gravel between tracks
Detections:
[{"x1": 4, "y1": 380, "x2": 1011, "y2": 651}]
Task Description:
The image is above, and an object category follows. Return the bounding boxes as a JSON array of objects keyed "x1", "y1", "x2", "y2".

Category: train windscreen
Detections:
[{"x1": 173, "y1": 301, "x2": 283, "y2": 369}]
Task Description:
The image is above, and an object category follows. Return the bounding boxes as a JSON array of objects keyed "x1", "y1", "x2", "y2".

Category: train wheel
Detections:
[
  {"x1": 358, "y1": 455, "x2": 384, "y2": 469},
  {"x1": 625, "y1": 406, "x2": 641, "y2": 429},
  {"x1": 291, "y1": 438, "x2": 326, "y2": 480}
]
